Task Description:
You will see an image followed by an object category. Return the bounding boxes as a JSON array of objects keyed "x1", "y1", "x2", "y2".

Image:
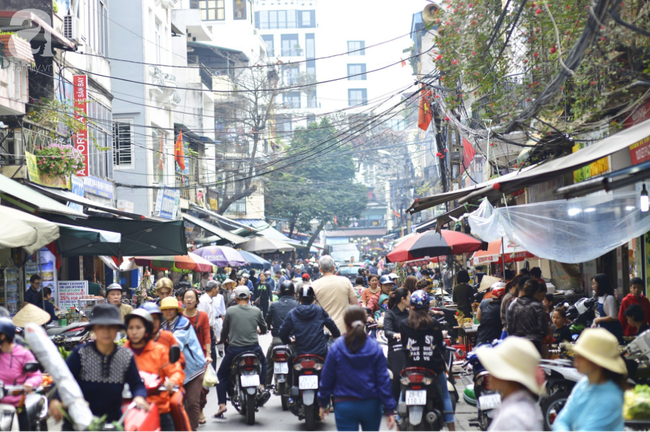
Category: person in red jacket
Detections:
[{"x1": 619, "y1": 277, "x2": 650, "y2": 336}]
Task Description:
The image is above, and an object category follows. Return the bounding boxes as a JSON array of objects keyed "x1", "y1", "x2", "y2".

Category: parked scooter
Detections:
[
  {"x1": 271, "y1": 345, "x2": 292, "y2": 411},
  {"x1": 539, "y1": 358, "x2": 583, "y2": 431},
  {"x1": 564, "y1": 297, "x2": 597, "y2": 336},
  {"x1": 289, "y1": 354, "x2": 324, "y2": 431},
  {"x1": 228, "y1": 351, "x2": 265, "y2": 425},
  {"x1": 45, "y1": 322, "x2": 91, "y2": 351},
  {"x1": 396, "y1": 366, "x2": 446, "y2": 431},
  {"x1": 463, "y1": 344, "x2": 501, "y2": 431},
  {"x1": 0, "y1": 362, "x2": 48, "y2": 431}
]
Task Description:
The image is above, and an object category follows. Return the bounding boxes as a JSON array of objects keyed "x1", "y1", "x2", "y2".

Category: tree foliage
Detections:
[
  {"x1": 432, "y1": 0, "x2": 650, "y2": 136},
  {"x1": 265, "y1": 118, "x2": 369, "y2": 247}
]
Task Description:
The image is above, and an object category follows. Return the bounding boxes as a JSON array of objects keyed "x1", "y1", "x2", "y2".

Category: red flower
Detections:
[
  {"x1": 435, "y1": 95, "x2": 440, "y2": 98},
  {"x1": 452, "y1": 60, "x2": 458, "y2": 65},
  {"x1": 566, "y1": 5, "x2": 570, "y2": 9},
  {"x1": 526, "y1": 98, "x2": 531, "y2": 102},
  {"x1": 436, "y1": 152, "x2": 442, "y2": 157},
  {"x1": 590, "y1": 81, "x2": 596, "y2": 85},
  {"x1": 533, "y1": 52, "x2": 539, "y2": 57},
  {"x1": 472, "y1": 51, "x2": 476, "y2": 55},
  {"x1": 444, "y1": 116, "x2": 450, "y2": 121},
  {"x1": 550, "y1": 46, "x2": 557, "y2": 54},
  {"x1": 436, "y1": 54, "x2": 443, "y2": 60},
  {"x1": 535, "y1": 8, "x2": 542, "y2": 14}
]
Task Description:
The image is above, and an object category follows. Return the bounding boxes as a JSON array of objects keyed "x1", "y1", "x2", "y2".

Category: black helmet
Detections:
[
  {"x1": 280, "y1": 281, "x2": 295, "y2": 296},
  {"x1": 299, "y1": 285, "x2": 315, "y2": 301},
  {"x1": 0, "y1": 318, "x2": 15, "y2": 342},
  {"x1": 125, "y1": 309, "x2": 154, "y2": 341}
]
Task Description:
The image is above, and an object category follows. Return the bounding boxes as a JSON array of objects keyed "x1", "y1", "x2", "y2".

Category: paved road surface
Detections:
[{"x1": 48, "y1": 333, "x2": 479, "y2": 431}]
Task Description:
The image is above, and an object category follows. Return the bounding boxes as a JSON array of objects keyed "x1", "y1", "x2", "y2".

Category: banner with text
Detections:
[
  {"x1": 73, "y1": 75, "x2": 88, "y2": 177},
  {"x1": 58, "y1": 280, "x2": 88, "y2": 310}
]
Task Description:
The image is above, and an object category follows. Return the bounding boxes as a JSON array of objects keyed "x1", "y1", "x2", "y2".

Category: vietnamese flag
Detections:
[
  {"x1": 175, "y1": 131, "x2": 186, "y2": 170},
  {"x1": 461, "y1": 136, "x2": 477, "y2": 173},
  {"x1": 418, "y1": 86, "x2": 433, "y2": 131}
]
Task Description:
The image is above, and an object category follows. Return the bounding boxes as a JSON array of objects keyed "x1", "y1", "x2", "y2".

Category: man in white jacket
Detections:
[{"x1": 198, "y1": 281, "x2": 226, "y2": 364}]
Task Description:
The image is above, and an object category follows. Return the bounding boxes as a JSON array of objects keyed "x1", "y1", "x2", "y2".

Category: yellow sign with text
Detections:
[
  {"x1": 572, "y1": 143, "x2": 610, "y2": 183},
  {"x1": 25, "y1": 151, "x2": 71, "y2": 189}
]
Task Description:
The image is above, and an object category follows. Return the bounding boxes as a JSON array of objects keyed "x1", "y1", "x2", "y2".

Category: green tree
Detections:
[{"x1": 265, "y1": 118, "x2": 368, "y2": 249}]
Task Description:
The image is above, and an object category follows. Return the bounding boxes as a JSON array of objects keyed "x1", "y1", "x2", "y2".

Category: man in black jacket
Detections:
[
  {"x1": 278, "y1": 285, "x2": 341, "y2": 358},
  {"x1": 264, "y1": 281, "x2": 299, "y2": 385}
]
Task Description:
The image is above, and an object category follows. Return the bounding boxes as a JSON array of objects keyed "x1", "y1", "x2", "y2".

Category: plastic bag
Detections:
[{"x1": 203, "y1": 365, "x2": 219, "y2": 387}]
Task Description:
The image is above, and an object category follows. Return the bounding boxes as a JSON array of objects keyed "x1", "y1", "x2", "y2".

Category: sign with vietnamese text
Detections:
[
  {"x1": 572, "y1": 143, "x2": 609, "y2": 183},
  {"x1": 156, "y1": 188, "x2": 180, "y2": 220},
  {"x1": 73, "y1": 75, "x2": 88, "y2": 177},
  {"x1": 629, "y1": 136, "x2": 650, "y2": 166},
  {"x1": 58, "y1": 280, "x2": 88, "y2": 310},
  {"x1": 25, "y1": 151, "x2": 71, "y2": 189},
  {"x1": 84, "y1": 176, "x2": 114, "y2": 199},
  {"x1": 68, "y1": 175, "x2": 85, "y2": 212}
]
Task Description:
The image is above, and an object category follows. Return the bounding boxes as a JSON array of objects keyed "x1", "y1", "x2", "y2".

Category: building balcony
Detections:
[
  {"x1": 149, "y1": 66, "x2": 177, "y2": 101},
  {"x1": 161, "y1": 0, "x2": 179, "y2": 9}
]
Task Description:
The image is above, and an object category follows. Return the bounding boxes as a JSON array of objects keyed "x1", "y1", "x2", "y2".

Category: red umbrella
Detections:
[
  {"x1": 471, "y1": 237, "x2": 534, "y2": 266},
  {"x1": 387, "y1": 230, "x2": 483, "y2": 263}
]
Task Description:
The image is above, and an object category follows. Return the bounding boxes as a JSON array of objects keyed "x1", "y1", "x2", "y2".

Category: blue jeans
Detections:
[
  {"x1": 216, "y1": 345, "x2": 267, "y2": 404},
  {"x1": 334, "y1": 398, "x2": 383, "y2": 431}
]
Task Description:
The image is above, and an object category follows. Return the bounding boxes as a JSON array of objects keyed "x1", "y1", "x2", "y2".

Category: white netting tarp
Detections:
[{"x1": 468, "y1": 191, "x2": 650, "y2": 264}]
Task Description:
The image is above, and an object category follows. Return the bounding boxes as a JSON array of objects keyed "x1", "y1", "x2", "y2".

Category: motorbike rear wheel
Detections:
[
  {"x1": 305, "y1": 404, "x2": 317, "y2": 431},
  {"x1": 541, "y1": 391, "x2": 570, "y2": 431},
  {"x1": 245, "y1": 393, "x2": 256, "y2": 425},
  {"x1": 278, "y1": 383, "x2": 289, "y2": 411}
]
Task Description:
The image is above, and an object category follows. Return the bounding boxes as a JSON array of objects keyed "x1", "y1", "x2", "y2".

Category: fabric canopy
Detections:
[
  {"x1": 238, "y1": 250, "x2": 271, "y2": 270},
  {"x1": 469, "y1": 191, "x2": 650, "y2": 264},
  {"x1": 193, "y1": 246, "x2": 248, "y2": 267},
  {"x1": 30, "y1": 184, "x2": 141, "y2": 219},
  {"x1": 470, "y1": 237, "x2": 535, "y2": 266},
  {"x1": 0, "y1": 205, "x2": 59, "y2": 254},
  {"x1": 55, "y1": 224, "x2": 121, "y2": 257},
  {"x1": 182, "y1": 213, "x2": 248, "y2": 245},
  {"x1": 47, "y1": 216, "x2": 188, "y2": 256},
  {"x1": 387, "y1": 230, "x2": 483, "y2": 262},
  {"x1": 0, "y1": 174, "x2": 86, "y2": 218},
  {"x1": 243, "y1": 236, "x2": 295, "y2": 254},
  {"x1": 131, "y1": 253, "x2": 216, "y2": 272}
]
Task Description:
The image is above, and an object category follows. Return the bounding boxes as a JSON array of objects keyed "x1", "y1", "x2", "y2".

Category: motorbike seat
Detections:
[
  {"x1": 231, "y1": 351, "x2": 264, "y2": 369},
  {"x1": 46, "y1": 321, "x2": 90, "y2": 336},
  {"x1": 400, "y1": 366, "x2": 437, "y2": 378},
  {"x1": 293, "y1": 354, "x2": 325, "y2": 364}
]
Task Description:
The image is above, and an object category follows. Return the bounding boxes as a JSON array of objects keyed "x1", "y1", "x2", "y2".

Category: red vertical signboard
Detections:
[{"x1": 73, "y1": 75, "x2": 88, "y2": 177}]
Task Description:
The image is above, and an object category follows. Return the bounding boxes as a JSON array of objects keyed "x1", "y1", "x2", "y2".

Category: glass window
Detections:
[
  {"x1": 348, "y1": 41, "x2": 365, "y2": 55},
  {"x1": 262, "y1": 35, "x2": 274, "y2": 57},
  {"x1": 154, "y1": 20, "x2": 161, "y2": 64},
  {"x1": 152, "y1": 129, "x2": 165, "y2": 184},
  {"x1": 283, "y1": 92, "x2": 301, "y2": 108},
  {"x1": 307, "y1": 89, "x2": 318, "y2": 108},
  {"x1": 233, "y1": 0, "x2": 246, "y2": 19},
  {"x1": 307, "y1": 114, "x2": 316, "y2": 125},
  {"x1": 276, "y1": 115, "x2": 292, "y2": 138},
  {"x1": 347, "y1": 64, "x2": 367, "y2": 80},
  {"x1": 282, "y1": 65, "x2": 300, "y2": 85},
  {"x1": 278, "y1": 10, "x2": 287, "y2": 28},
  {"x1": 269, "y1": 11, "x2": 278, "y2": 29},
  {"x1": 306, "y1": 60, "x2": 315, "y2": 76},
  {"x1": 287, "y1": 10, "x2": 296, "y2": 28},
  {"x1": 348, "y1": 89, "x2": 367, "y2": 107},
  {"x1": 113, "y1": 119, "x2": 133, "y2": 167},
  {"x1": 280, "y1": 34, "x2": 300, "y2": 56},
  {"x1": 199, "y1": 0, "x2": 223, "y2": 20},
  {"x1": 299, "y1": 10, "x2": 315, "y2": 27},
  {"x1": 305, "y1": 33, "x2": 315, "y2": 59}
]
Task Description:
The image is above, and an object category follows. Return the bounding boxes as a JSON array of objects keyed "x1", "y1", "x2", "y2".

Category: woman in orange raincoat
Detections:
[{"x1": 125, "y1": 309, "x2": 185, "y2": 431}]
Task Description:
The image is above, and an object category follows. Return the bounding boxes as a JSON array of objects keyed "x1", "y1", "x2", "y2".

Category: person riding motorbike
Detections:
[
  {"x1": 106, "y1": 283, "x2": 133, "y2": 321},
  {"x1": 278, "y1": 285, "x2": 341, "y2": 368},
  {"x1": 383, "y1": 288, "x2": 410, "y2": 402},
  {"x1": 124, "y1": 309, "x2": 185, "y2": 431},
  {"x1": 49, "y1": 304, "x2": 148, "y2": 428},
  {"x1": 400, "y1": 290, "x2": 456, "y2": 431},
  {"x1": 0, "y1": 318, "x2": 43, "y2": 430},
  {"x1": 367, "y1": 275, "x2": 394, "y2": 314},
  {"x1": 159, "y1": 298, "x2": 206, "y2": 431},
  {"x1": 215, "y1": 286, "x2": 269, "y2": 419},
  {"x1": 265, "y1": 281, "x2": 299, "y2": 386}
]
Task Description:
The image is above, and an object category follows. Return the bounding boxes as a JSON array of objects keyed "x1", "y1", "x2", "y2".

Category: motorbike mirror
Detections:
[
  {"x1": 23, "y1": 362, "x2": 40, "y2": 373},
  {"x1": 456, "y1": 349, "x2": 465, "y2": 358},
  {"x1": 169, "y1": 345, "x2": 181, "y2": 364}
]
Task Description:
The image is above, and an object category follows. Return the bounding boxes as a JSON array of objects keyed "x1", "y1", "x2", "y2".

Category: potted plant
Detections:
[
  {"x1": 0, "y1": 31, "x2": 34, "y2": 64},
  {"x1": 34, "y1": 143, "x2": 85, "y2": 186}
]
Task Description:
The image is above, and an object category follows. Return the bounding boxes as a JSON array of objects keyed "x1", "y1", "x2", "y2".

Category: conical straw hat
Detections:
[{"x1": 12, "y1": 303, "x2": 52, "y2": 327}]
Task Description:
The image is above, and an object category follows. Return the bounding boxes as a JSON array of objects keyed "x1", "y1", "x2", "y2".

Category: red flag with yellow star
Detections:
[{"x1": 175, "y1": 131, "x2": 186, "y2": 170}]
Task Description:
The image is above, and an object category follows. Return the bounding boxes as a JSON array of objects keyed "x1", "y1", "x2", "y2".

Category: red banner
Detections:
[
  {"x1": 73, "y1": 75, "x2": 88, "y2": 177},
  {"x1": 630, "y1": 136, "x2": 650, "y2": 166}
]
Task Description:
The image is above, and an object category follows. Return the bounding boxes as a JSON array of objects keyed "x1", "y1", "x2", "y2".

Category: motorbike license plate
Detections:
[
  {"x1": 298, "y1": 375, "x2": 319, "y2": 390},
  {"x1": 274, "y1": 362, "x2": 289, "y2": 374},
  {"x1": 240, "y1": 374, "x2": 260, "y2": 388},
  {"x1": 405, "y1": 390, "x2": 427, "y2": 405},
  {"x1": 478, "y1": 394, "x2": 501, "y2": 410}
]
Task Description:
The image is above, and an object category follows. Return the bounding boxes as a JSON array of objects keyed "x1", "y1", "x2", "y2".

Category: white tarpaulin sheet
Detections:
[{"x1": 468, "y1": 191, "x2": 650, "y2": 263}]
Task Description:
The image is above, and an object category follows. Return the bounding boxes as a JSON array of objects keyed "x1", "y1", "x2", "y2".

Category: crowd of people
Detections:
[{"x1": 6, "y1": 254, "x2": 648, "y2": 432}]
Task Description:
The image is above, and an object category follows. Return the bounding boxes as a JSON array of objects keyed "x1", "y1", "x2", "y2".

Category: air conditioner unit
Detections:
[{"x1": 64, "y1": 15, "x2": 83, "y2": 45}]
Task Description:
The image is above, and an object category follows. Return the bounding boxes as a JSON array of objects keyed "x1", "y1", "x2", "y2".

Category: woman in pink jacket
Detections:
[{"x1": 0, "y1": 317, "x2": 42, "y2": 428}]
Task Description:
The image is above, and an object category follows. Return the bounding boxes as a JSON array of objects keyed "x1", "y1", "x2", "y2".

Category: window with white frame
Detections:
[
  {"x1": 233, "y1": 0, "x2": 246, "y2": 19},
  {"x1": 152, "y1": 128, "x2": 166, "y2": 183},
  {"x1": 347, "y1": 41, "x2": 365, "y2": 55},
  {"x1": 348, "y1": 89, "x2": 367, "y2": 106},
  {"x1": 154, "y1": 20, "x2": 162, "y2": 64},
  {"x1": 113, "y1": 119, "x2": 134, "y2": 167},
  {"x1": 347, "y1": 64, "x2": 367, "y2": 80},
  {"x1": 87, "y1": 0, "x2": 108, "y2": 55},
  {"x1": 199, "y1": 0, "x2": 225, "y2": 20}
]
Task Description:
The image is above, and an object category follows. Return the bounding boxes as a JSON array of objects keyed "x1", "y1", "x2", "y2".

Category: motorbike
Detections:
[
  {"x1": 564, "y1": 297, "x2": 597, "y2": 336},
  {"x1": 228, "y1": 350, "x2": 265, "y2": 425},
  {"x1": 271, "y1": 345, "x2": 292, "y2": 411},
  {"x1": 462, "y1": 344, "x2": 501, "y2": 431},
  {"x1": 538, "y1": 358, "x2": 583, "y2": 431},
  {"x1": 443, "y1": 345, "x2": 460, "y2": 413},
  {"x1": 396, "y1": 366, "x2": 446, "y2": 431},
  {"x1": 45, "y1": 322, "x2": 91, "y2": 351},
  {"x1": 289, "y1": 354, "x2": 324, "y2": 431},
  {"x1": 0, "y1": 362, "x2": 48, "y2": 432}
]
